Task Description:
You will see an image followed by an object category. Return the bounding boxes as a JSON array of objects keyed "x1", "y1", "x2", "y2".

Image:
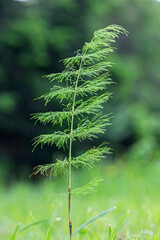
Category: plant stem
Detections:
[
  {"x1": 68, "y1": 76, "x2": 80, "y2": 240},
  {"x1": 68, "y1": 50, "x2": 87, "y2": 240}
]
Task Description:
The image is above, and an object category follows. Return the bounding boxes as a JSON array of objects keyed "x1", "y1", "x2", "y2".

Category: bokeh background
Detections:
[{"x1": 0, "y1": 0, "x2": 160, "y2": 182}]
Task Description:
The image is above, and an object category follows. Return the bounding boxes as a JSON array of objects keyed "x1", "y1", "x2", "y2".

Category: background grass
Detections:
[{"x1": 0, "y1": 160, "x2": 160, "y2": 239}]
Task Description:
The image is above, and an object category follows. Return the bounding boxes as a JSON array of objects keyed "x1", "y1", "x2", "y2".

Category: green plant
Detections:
[{"x1": 32, "y1": 25, "x2": 127, "y2": 239}]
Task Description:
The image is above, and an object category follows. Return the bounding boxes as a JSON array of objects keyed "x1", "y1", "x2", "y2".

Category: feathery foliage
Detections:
[
  {"x1": 72, "y1": 177, "x2": 103, "y2": 198},
  {"x1": 32, "y1": 144, "x2": 111, "y2": 178},
  {"x1": 32, "y1": 24, "x2": 128, "y2": 239}
]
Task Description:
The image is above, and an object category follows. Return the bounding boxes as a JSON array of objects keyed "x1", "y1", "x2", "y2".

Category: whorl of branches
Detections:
[{"x1": 32, "y1": 25, "x2": 128, "y2": 195}]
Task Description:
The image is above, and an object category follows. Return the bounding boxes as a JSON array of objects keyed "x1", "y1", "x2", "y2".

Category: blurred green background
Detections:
[{"x1": 0, "y1": 0, "x2": 160, "y2": 181}]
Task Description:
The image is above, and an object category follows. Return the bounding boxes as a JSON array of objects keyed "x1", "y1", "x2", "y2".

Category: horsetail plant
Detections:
[{"x1": 32, "y1": 25, "x2": 128, "y2": 239}]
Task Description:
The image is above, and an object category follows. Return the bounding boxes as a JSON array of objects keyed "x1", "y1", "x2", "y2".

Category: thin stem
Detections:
[{"x1": 68, "y1": 47, "x2": 89, "y2": 240}]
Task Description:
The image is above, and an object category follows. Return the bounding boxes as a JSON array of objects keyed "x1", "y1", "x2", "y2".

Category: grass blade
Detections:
[
  {"x1": 11, "y1": 223, "x2": 20, "y2": 240},
  {"x1": 111, "y1": 213, "x2": 129, "y2": 239},
  {"x1": 109, "y1": 224, "x2": 112, "y2": 240},
  {"x1": 19, "y1": 219, "x2": 49, "y2": 232},
  {"x1": 72, "y1": 207, "x2": 116, "y2": 237}
]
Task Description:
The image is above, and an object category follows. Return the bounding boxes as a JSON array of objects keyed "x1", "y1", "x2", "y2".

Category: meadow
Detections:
[{"x1": 0, "y1": 160, "x2": 160, "y2": 240}]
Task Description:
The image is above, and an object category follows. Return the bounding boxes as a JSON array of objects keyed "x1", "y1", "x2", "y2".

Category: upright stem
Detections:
[{"x1": 68, "y1": 51, "x2": 87, "y2": 240}]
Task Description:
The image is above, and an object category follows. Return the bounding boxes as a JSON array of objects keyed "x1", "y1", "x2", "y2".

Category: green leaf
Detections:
[
  {"x1": 72, "y1": 207, "x2": 116, "y2": 237},
  {"x1": 72, "y1": 177, "x2": 103, "y2": 198},
  {"x1": 45, "y1": 61, "x2": 112, "y2": 83},
  {"x1": 11, "y1": 223, "x2": 21, "y2": 240},
  {"x1": 32, "y1": 131, "x2": 70, "y2": 150},
  {"x1": 75, "y1": 93, "x2": 112, "y2": 116},
  {"x1": 11, "y1": 220, "x2": 49, "y2": 239},
  {"x1": 83, "y1": 25, "x2": 128, "y2": 54},
  {"x1": 109, "y1": 224, "x2": 112, "y2": 240},
  {"x1": 71, "y1": 144, "x2": 111, "y2": 169},
  {"x1": 31, "y1": 111, "x2": 72, "y2": 126},
  {"x1": 63, "y1": 48, "x2": 114, "y2": 68},
  {"x1": 111, "y1": 212, "x2": 129, "y2": 239},
  {"x1": 32, "y1": 158, "x2": 69, "y2": 177},
  {"x1": 36, "y1": 85, "x2": 75, "y2": 105},
  {"x1": 73, "y1": 113, "x2": 112, "y2": 141},
  {"x1": 77, "y1": 74, "x2": 113, "y2": 95},
  {"x1": 20, "y1": 219, "x2": 49, "y2": 232}
]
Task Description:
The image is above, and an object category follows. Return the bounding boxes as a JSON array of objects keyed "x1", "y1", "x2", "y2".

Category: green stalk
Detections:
[{"x1": 68, "y1": 48, "x2": 88, "y2": 240}]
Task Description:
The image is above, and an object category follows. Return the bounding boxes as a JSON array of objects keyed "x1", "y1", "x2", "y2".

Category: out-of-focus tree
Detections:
[
  {"x1": 0, "y1": 0, "x2": 160, "y2": 179},
  {"x1": 81, "y1": 0, "x2": 160, "y2": 163},
  {"x1": 100, "y1": 0, "x2": 160, "y2": 163}
]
